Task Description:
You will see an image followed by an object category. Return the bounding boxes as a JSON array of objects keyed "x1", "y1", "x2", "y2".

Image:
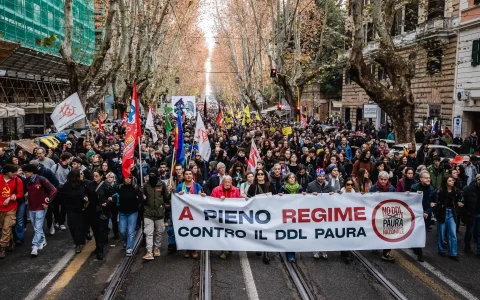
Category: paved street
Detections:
[{"x1": 1, "y1": 220, "x2": 479, "y2": 300}]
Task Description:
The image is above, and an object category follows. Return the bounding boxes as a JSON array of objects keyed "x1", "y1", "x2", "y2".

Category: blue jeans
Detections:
[
  {"x1": 464, "y1": 213, "x2": 480, "y2": 254},
  {"x1": 14, "y1": 200, "x2": 26, "y2": 241},
  {"x1": 29, "y1": 209, "x2": 46, "y2": 247},
  {"x1": 119, "y1": 212, "x2": 138, "y2": 250},
  {"x1": 437, "y1": 209, "x2": 458, "y2": 257},
  {"x1": 167, "y1": 212, "x2": 176, "y2": 245}
]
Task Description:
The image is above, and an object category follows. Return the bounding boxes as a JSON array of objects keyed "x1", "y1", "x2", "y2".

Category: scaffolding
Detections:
[{"x1": 0, "y1": 0, "x2": 96, "y2": 65}]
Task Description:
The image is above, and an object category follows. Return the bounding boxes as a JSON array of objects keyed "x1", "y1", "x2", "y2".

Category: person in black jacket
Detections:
[
  {"x1": 61, "y1": 170, "x2": 88, "y2": 254},
  {"x1": 114, "y1": 176, "x2": 142, "y2": 256},
  {"x1": 85, "y1": 170, "x2": 112, "y2": 260},
  {"x1": 462, "y1": 175, "x2": 480, "y2": 255},
  {"x1": 203, "y1": 162, "x2": 226, "y2": 195},
  {"x1": 436, "y1": 176, "x2": 461, "y2": 261}
]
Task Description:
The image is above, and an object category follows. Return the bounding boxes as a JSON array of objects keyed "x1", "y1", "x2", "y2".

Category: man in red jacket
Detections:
[
  {"x1": 0, "y1": 164, "x2": 24, "y2": 258},
  {"x1": 22, "y1": 164, "x2": 57, "y2": 256}
]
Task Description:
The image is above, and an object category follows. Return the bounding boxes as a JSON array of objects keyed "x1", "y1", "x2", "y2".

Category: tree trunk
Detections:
[{"x1": 383, "y1": 103, "x2": 415, "y2": 144}]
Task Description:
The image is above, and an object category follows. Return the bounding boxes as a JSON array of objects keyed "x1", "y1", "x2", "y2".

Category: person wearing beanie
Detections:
[
  {"x1": 228, "y1": 148, "x2": 247, "y2": 169},
  {"x1": 326, "y1": 164, "x2": 343, "y2": 193},
  {"x1": 141, "y1": 167, "x2": 172, "y2": 260}
]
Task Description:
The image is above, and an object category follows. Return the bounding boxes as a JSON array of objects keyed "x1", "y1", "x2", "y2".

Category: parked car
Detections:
[{"x1": 389, "y1": 143, "x2": 458, "y2": 160}]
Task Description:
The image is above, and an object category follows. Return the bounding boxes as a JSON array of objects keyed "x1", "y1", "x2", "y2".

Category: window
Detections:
[
  {"x1": 33, "y1": 4, "x2": 40, "y2": 22},
  {"x1": 345, "y1": 69, "x2": 351, "y2": 85},
  {"x1": 369, "y1": 64, "x2": 375, "y2": 74},
  {"x1": 427, "y1": 0, "x2": 444, "y2": 20},
  {"x1": 427, "y1": 48, "x2": 442, "y2": 75},
  {"x1": 404, "y1": 1, "x2": 418, "y2": 32},
  {"x1": 391, "y1": 10, "x2": 402, "y2": 36},
  {"x1": 366, "y1": 22, "x2": 375, "y2": 42},
  {"x1": 472, "y1": 40, "x2": 480, "y2": 67},
  {"x1": 378, "y1": 66, "x2": 387, "y2": 80}
]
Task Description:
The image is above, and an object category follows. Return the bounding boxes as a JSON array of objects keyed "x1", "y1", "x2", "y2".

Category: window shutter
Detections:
[{"x1": 473, "y1": 40, "x2": 480, "y2": 67}]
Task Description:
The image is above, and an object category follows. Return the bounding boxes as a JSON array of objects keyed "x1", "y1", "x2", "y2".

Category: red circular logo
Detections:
[{"x1": 372, "y1": 199, "x2": 416, "y2": 243}]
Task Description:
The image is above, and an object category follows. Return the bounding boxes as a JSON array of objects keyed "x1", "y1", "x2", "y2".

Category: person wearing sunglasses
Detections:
[{"x1": 246, "y1": 169, "x2": 274, "y2": 264}]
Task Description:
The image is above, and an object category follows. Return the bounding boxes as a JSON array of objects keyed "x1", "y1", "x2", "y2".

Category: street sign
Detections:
[{"x1": 363, "y1": 104, "x2": 378, "y2": 119}]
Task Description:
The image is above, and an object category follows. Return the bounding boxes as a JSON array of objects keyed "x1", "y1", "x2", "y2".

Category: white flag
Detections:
[
  {"x1": 194, "y1": 112, "x2": 211, "y2": 161},
  {"x1": 146, "y1": 106, "x2": 158, "y2": 143},
  {"x1": 50, "y1": 93, "x2": 86, "y2": 132},
  {"x1": 247, "y1": 139, "x2": 260, "y2": 173}
]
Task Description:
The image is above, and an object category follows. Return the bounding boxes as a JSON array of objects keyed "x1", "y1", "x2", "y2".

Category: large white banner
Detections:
[
  {"x1": 51, "y1": 93, "x2": 86, "y2": 131},
  {"x1": 172, "y1": 193, "x2": 425, "y2": 252},
  {"x1": 194, "y1": 112, "x2": 211, "y2": 161},
  {"x1": 172, "y1": 96, "x2": 196, "y2": 118}
]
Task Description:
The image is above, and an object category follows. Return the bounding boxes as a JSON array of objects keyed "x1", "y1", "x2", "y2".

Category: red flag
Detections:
[
  {"x1": 216, "y1": 110, "x2": 225, "y2": 129},
  {"x1": 121, "y1": 112, "x2": 127, "y2": 126},
  {"x1": 122, "y1": 83, "x2": 141, "y2": 179},
  {"x1": 247, "y1": 139, "x2": 260, "y2": 173},
  {"x1": 98, "y1": 118, "x2": 103, "y2": 132},
  {"x1": 300, "y1": 114, "x2": 307, "y2": 129}
]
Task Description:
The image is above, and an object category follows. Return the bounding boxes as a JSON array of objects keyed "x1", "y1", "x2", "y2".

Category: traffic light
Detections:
[
  {"x1": 270, "y1": 69, "x2": 277, "y2": 78},
  {"x1": 277, "y1": 104, "x2": 283, "y2": 110},
  {"x1": 296, "y1": 106, "x2": 300, "y2": 112}
]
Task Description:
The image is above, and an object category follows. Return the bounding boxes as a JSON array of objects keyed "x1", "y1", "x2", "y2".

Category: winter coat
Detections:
[
  {"x1": 427, "y1": 165, "x2": 446, "y2": 189},
  {"x1": 435, "y1": 188, "x2": 461, "y2": 223},
  {"x1": 210, "y1": 186, "x2": 241, "y2": 198},
  {"x1": 306, "y1": 180, "x2": 334, "y2": 194},
  {"x1": 143, "y1": 180, "x2": 171, "y2": 220},
  {"x1": 411, "y1": 183, "x2": 437, "y2": 214},
  {"x1": 462, "y1": 182, "x2": 478, "y2": 226}
]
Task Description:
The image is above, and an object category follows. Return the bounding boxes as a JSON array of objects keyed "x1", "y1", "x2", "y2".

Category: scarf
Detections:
[
  {"x1": 181, "y1": 181, "x2": 195, "y2": 194},
  {"x1": 284, "y1": 182, "x2": 300, "y2": 194},
  {"x1": 376, "y1": 181, "x2": 390, "y2": 192}
]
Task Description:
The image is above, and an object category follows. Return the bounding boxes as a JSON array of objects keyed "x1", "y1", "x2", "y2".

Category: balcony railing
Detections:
[{"x1": 416, "y1": 16, "x2": 459, "y2": 38}]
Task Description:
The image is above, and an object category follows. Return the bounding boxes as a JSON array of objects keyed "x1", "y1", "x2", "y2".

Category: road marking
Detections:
[
  {"x1": 401, "y1": 249, "x2": 479, "y2": 300},
  {"x1": 239, "y1": 251, "x2": 259, "y2": 300},
  {"x1": 24, "y1": 249, "x2": 75, "y2": 300},
  {"x1": 392, "y1": 250, "x2": 457, "y2": 300},
  {"x1": 43, "y1": 240, "x2": 96, "y2": 300}
]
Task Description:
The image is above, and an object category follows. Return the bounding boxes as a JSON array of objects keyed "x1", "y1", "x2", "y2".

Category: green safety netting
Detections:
[{"x1": 0, "y1": 0, "x2": 96, "y2": 65}]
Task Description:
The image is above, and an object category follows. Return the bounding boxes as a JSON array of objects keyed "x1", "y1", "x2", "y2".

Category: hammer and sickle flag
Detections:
[{"x1": 50, "y1": 93, "x2": 86, "y2": 132}]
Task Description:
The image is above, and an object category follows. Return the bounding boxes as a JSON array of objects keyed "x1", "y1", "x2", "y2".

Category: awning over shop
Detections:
[{"x1": 0, "y1": 104, "x2": 25, "y2": 118}]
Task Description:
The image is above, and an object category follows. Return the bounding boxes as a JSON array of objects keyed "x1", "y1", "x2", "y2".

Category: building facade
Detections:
[
  {"x1": 0, "y1": 0, "x2": 96, "y2": 137},
  {"x1": 342, "y1": 0, "x2": 460, "y2": 133},
  {"x1": 453, "y1": 0, "x2": 480, "y2": 137}
]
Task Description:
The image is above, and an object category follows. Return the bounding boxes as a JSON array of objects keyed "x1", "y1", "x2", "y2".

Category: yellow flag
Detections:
[
  {"x1": 242, "y1": 114, "x2": 246, "y2": 126},
  {"x1": 236, "y1": 110, "x2": 242, "y2": 119},
  {"x1": 282, "y1": 127, "x2": 293, "y2": 135},
  {"x1": 227, "y1": 108, "x2": 234, "y2": 117},
  {"x1": 270, "y1": 127, "x2": 276, "y2": 133},
  {"x1": 244, "y1": 106, "x2": 251, "y2": 118},
  {"x1": 225, "y1": 117, "x2": 231, "y2": 123},
  {"x1": 255, "y1": 112, "x2": 261, "y2": 121}
]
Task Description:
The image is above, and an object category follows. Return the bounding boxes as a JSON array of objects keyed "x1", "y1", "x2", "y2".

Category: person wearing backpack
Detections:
[
  {"x1": 22, "y1": 164, "x2": 57, "y2": 256},
  {"x1": 49, "y1": 152, "x2": 72, "y2": 235},
  {"x1": 113, "y1": 175, "x2": 143, "y2": 257}
]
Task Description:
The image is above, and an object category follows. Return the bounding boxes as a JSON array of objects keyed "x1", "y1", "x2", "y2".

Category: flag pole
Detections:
[
  {"x1": 138, "y1": 136, "x2": 144, "y2": 186},
  {"x1": 169, "y1": 146, "x2": 176, "y2": 188}
]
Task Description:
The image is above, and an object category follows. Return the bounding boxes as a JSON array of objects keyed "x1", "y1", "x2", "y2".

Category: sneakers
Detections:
[
  {"x1": 219, "y1": 251, "x2": 227, "y2": 260},
  {"x1": 154, "y1": 248, "x2": 161, "y2": 257},
  {"x1": 313, "y1": 252, "x2": 320, "y2": 259},
  {"x1": 126, "y1": 249, "x2": 133, "y2": 257},
  {"x1": 54, "y1": 223, "x2": 60, "y2": 229},
  {"x1": 60, "y1": 225, "x2": 67, "y2": 230},
  {"x1": 381, "y1": 252, "x2": 395, "y2": 262},
  {"x1": 167, "y1": 244, "x2": 176, "y2": 254},
  {"x1": 142, "y1": 252, "x2": 154, "y2": 260},
  {"x1": 49, "y1": 225, "x2": 55, "y2": 236},
  {"x1": 321, "y1": 252, "x2": 328, "y2": 259},
  {"x1": 38, "y1": 241, "x2": 47, "y2": 250},
  {"x1": 184, "y1": 250, "x2": 191, "y2": 258},
  {"x1": 438, "y1": 251, "x2": 447, "y2": 257},
  {"x1": 15, "y1": 239, "x2": 23, "y2": 246},
  {"x1": 75, "y1": 245, "x2": 82, "y2": 254},
  {"x1": 31, "y1": 246, "x2": 38, "y2": 257},
  {"x1": 448, "y1": 255, "x2": 459, "y2": 261},
  {"x1": 191, "y1": 250, "x2": 198, "y2": 259}
]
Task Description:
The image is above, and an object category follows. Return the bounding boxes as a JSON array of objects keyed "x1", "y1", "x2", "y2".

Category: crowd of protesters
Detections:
[{"x1": 0, "y1": 110, "x2": 479, "y2": 267}]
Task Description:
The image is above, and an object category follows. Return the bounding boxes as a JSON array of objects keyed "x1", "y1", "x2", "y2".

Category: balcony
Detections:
[{"x1": 416, "y1": 16, "x2": 459, "y2": 40}]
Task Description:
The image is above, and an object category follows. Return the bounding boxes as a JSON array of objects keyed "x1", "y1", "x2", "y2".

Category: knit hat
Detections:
[
  {"x1": 316, "y1": 168, "x2": 325, "y2": 177},
  {"x1": 326, "y1": 164, "x2": 338, "y2": 174}
]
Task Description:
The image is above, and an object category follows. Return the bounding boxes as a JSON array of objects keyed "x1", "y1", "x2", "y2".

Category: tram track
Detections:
[
  {"x1": 102, "y1": 229, "x2": 143, "y2": 300},
  {"x1": 279, "y1": 253, "x2": 317, "y2": 300},
  {"x1": 351, "y1": 251, "x2": 409, "y2": 300},
  {"x1": 199, "y1": 250, "x2": 212, "y2": 300}
]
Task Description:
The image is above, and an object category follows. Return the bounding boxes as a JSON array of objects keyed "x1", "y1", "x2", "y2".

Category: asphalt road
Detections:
[{"x1": 4, "y1": 220, "x2": 480, "y2": 300}]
